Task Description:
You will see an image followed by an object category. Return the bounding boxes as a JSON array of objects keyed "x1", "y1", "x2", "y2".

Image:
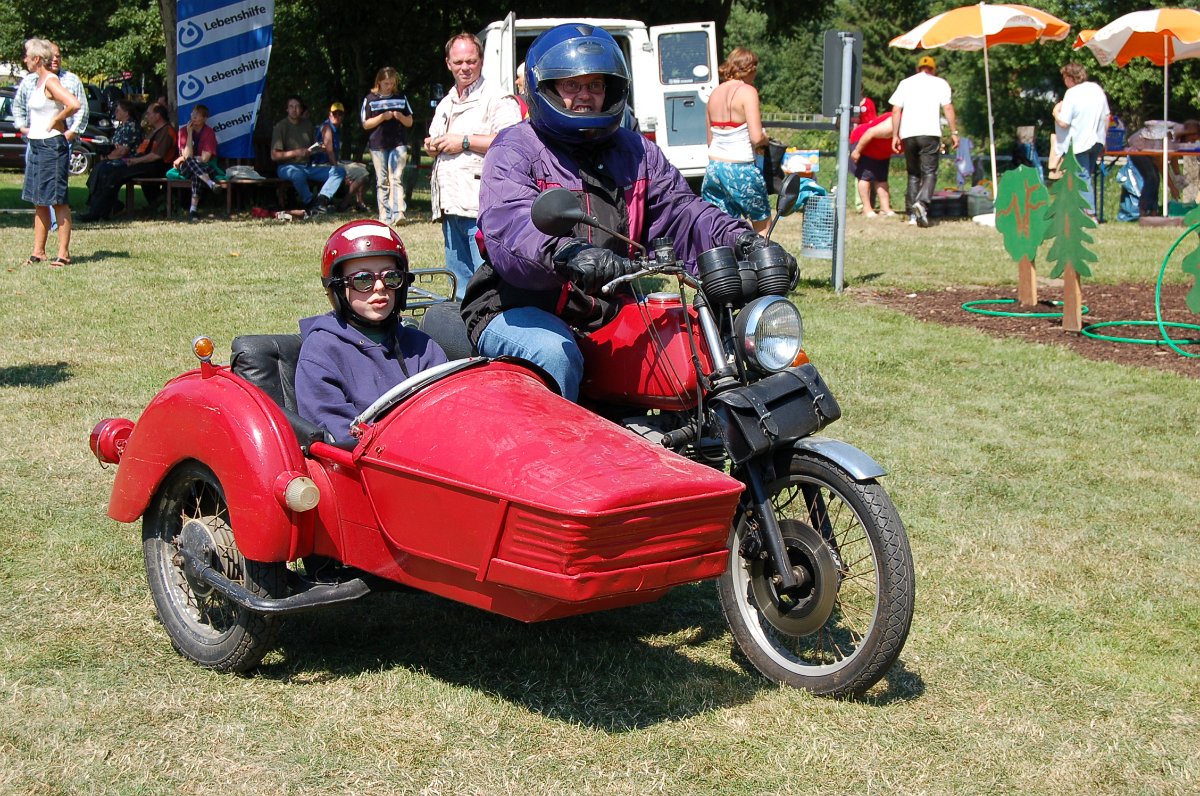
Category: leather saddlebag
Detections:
[{"x1": 710, "y1": 364, "x2": 841, "y2": 464}]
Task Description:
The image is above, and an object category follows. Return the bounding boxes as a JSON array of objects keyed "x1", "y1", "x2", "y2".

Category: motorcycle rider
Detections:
[
  {"x1": 296, "y1": 220, "x2": 448, "y2": 443},
  {"x1": 462, "y1": 23, "x2": 796, "y2": 402}
]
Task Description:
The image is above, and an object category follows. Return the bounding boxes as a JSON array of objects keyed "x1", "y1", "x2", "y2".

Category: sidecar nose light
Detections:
[
  {"x1": 192, "y1": 336, "x2": 215, "y2": 362},
  {"x1": 275, "y1": 473, "x2": 320, "y2": 512}
]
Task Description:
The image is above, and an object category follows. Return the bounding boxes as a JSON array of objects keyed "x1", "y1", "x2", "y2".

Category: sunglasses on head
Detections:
[{"x1": 343, "y1": 269, "x2": 407, "y2": 292}]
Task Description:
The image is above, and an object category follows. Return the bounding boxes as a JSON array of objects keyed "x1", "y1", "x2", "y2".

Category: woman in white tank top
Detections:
[
  {"x1": 701, "y1": 47, "x2": 771, "y2": 234},
  {"x1": 20, "y1": 37, "x2": 81, "y2": 268}
]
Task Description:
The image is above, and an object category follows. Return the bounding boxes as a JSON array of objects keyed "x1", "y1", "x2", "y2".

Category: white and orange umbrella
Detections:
[
  {"x1": 891, "y1": 3, "x2": 1071, "y2": 197},
  {"x1": 1075, "y1": 8, "x2": 1200, "y2": 211}
]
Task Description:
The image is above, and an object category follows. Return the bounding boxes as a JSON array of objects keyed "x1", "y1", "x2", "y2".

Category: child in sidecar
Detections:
[{"x1": 296, "y1": 220, "x2": 447, "y2": 443}]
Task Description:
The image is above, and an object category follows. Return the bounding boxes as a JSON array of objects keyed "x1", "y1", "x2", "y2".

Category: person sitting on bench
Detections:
[
  {"x1": 78, "y1": 102, "x2": 176, "y2": 221},
  {"x1": 295, "y1": 220, "x2": 447, "y2": 444}
]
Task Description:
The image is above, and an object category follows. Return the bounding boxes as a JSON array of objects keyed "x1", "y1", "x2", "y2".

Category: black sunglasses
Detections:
[{"x1": 344, "y1": 269, "x2": 406, "y2": 292}]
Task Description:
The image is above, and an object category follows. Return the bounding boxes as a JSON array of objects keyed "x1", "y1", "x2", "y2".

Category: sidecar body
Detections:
[{"x1": 92, "y1": 336, "x2": 743, "y2": 623}]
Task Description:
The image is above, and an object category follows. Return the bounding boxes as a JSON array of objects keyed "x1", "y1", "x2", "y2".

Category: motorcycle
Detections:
[{"x1": 89, "y1": 176, "x2": 913, "y2": 698}]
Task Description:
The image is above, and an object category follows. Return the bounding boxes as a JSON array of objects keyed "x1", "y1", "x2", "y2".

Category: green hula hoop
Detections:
[
  {"x1": 1079, "y1": 319, "x2": 1200, "y2": 346},
  {"x1": 962, "y1": 298, "x2": 1090, "y2": 319},
  {"x1": 1078, "y1": 219, "x2": 1200, "y2": 357}
]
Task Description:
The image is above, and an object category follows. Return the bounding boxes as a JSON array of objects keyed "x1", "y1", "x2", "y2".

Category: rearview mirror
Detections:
[
  {"x1": 531, "y1": 188, "x2": 595, "y2": 237},
  {"x1": 776, "y1": 173, "x2": 802, "y2": 218}
]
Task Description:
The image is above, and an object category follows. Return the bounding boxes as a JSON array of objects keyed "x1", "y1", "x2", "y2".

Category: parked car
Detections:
[{"x1": 0, "y1": 85, "x2": 114, "y2": 175}]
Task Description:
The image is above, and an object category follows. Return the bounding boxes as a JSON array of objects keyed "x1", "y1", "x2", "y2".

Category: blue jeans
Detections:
[
  {"x1": 370, "y1": 146, "x2": 407, "y2": 223},
  {"x1": 277, "y1": 163, "x2": 345, "y2": 206},
  {"x1": 442, "y1": 214, "x2": 485, "y2": 301},
  {"x1": 477, "y1": 307, "x2": 584, "y2": 402},
  {"x1": 1077, "y1": 142, "x2": 1104, "y2": 212}
]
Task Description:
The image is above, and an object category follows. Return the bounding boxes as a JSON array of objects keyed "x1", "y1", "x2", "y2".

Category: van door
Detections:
[
  {"x1": 497, "y1": 11, "x2": 516, "y2": 94},
  {"x1": 646, "y1": 22, "x2": 718, "y2": 178}
]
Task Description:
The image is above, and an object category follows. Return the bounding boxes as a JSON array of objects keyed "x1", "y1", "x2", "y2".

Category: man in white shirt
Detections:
[
  {"x1": 424, "y1": 33, "x2": 521, "y2": 300},
  {"x1": 1053, "y1": 62, "x2": 1109, "y2": 213},
  {"x1": 889, "y1": 55, "x2": 958, "y2": 228}
]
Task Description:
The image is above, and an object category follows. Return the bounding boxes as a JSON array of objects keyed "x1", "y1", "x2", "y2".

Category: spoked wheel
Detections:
[
  {"x1": 142, "y1": 461, "x2": 286, "y2": 672},
  {"x1": 717, "y1": 452, "x2": 915, "y2": 697}
]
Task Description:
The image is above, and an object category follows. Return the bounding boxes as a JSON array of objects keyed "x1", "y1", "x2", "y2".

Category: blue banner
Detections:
[{"x1": 176, "y1": 0, "x2": 273, "y2": 158}]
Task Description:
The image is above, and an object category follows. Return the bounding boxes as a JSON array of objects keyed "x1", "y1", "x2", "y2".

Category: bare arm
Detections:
[
  {"x1": 943, "y1": 102, "x2": 959, "y2": 148},
  {"x1": 322, "y1": 124, "x2": 338, "y2": 166},
  {"x1": 891, "y1": 106, "x2": 904, "y2": 153},
  {"x1": 44, "y1": 76, "x2": 81, "y2": 132},
  {"x1": 741, "y1": 85, "x2": 768, "y2": 149},
  {"x1": 851, "y1": 119, "x2": 894, "y2": 162}
]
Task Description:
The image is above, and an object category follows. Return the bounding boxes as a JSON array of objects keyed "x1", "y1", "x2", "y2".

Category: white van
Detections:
[{"x1": 479, "y1": 15, "x2": 719, "y2": 181}]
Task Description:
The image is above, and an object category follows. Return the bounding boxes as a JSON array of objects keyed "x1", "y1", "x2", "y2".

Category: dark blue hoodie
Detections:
[{"x1": 296, "y1": 312, "x2": 448, "y2": 443}]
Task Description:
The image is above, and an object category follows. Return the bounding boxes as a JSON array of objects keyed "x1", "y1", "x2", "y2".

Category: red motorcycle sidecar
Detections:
[{"x1": 92, "y1": 337, "x2": 744, "y2": 670}]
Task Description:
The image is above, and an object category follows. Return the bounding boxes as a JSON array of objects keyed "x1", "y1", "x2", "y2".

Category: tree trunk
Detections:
[
  {"x1": 1017, "y1": 255, "x2": 1038, "y2": 307},
  {"x1": 1062, "y1": 265, "x2": 1083, "y2": 333},
  {"x1": 159, "y1": 0, "x2": 177, "y2": 119}
]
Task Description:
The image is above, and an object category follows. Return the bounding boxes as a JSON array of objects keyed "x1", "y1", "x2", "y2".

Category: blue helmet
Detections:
[{"x1": 524, "y1": 24, "x2": 630, "y2": 145}]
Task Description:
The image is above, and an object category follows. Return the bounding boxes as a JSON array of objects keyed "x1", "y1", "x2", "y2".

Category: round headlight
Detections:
[{"x1": 735, "y1": 296, "x2": 803, "y2": 373}]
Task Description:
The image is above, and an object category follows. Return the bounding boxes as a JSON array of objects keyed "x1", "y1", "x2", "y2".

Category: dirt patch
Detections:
[{"x1": 864, "y1": 282, "x2": 1200, "y2": 379}]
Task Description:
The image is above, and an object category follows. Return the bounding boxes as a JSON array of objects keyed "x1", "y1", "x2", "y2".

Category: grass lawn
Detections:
[{"x1": 0, "y1": 169, "x2": 1197, "y2": 795}]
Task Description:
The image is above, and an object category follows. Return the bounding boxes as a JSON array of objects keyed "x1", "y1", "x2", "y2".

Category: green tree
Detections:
[
  {"x1": 995, "y1": 165, "x2": 1050, "y2": 305},
  {"x1": 1042, "y1": 144, "x2": 1097, "y2": 331},
  {"x1": 1043, "y1": 146, "x2": 1097, "y2": 281}
]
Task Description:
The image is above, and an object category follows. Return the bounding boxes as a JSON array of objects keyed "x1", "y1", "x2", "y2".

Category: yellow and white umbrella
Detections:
[
  {"x1": 891, "y1": 3, "x2": 1071, "y2": 197},
  {"x1": 1075, "y1": 8, "x2": 1200, "y2": 211}
]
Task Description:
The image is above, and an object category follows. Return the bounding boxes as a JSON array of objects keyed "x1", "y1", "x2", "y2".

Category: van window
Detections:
[{"x1": 658, "y1": 31, "x2": 710, "y2": 85}]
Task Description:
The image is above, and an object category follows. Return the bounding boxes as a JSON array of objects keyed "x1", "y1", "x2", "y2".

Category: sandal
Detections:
[
  {"x1": 49, "y1": 257, "x2": 71, "y2": 268},
  {"x1": 23, "y1": 255, "x2": 45, "y2": 266}
]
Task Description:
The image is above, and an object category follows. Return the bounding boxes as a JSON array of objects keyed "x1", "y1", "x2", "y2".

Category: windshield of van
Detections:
[{"x1": 659, "y1": 31, "x2": 710, "y2": 85}]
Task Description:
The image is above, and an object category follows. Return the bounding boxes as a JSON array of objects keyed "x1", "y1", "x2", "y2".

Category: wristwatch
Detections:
[{"x1": 462, "y1": 135, "x2": 471, "y2": 153}]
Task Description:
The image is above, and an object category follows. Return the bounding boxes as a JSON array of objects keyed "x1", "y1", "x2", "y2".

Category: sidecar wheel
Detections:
[
  {"x1": 142, "y1": 462, "x2": 286, "y2": 672},
  {"x1": 717, "y1": 452, "x2": 914, "y2": 698}
]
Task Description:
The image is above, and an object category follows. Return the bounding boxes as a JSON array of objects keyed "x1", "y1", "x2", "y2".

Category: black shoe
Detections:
[
  {"x1": 913, "y1": 202, "x2": 930, "y2": 228},
  {"x1": 188, "y1": 210, "x2": 200, "y2": 223}
]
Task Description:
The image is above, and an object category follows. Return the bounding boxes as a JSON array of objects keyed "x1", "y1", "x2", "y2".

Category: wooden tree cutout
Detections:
[
  {"x1": 1042, "y1": 145, "x2": 1098, "y2": 332},
  {"x1": 995, "y1": 166, "x2": 1050, "y2": 306}
]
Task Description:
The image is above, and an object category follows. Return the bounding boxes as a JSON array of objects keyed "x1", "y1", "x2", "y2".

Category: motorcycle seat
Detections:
[{"x1": 230, "y1": 335, "x2": 334, "y2": 449}]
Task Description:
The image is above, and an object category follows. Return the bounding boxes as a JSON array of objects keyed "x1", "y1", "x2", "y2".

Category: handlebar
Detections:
[{"x1": 601, "y1": 262, "x2": 699, "y2": 295}]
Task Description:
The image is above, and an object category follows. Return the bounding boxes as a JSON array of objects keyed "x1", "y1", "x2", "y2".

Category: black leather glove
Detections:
[
  {"x1": 734, "y1": 231, "x2": 799, "y2": 289},
  {"x1": 556, "y1": 243, "x2": 638, "y2": 294},
  {"x1": 734, "y1": 230, "x2": 771, "y2": 261}
]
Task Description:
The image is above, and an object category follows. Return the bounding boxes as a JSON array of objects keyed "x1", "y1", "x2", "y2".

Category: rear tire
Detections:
[
  {"x1": 717, "y1": 452, "x2": 914, "y2": 697},
  {"x1": 142, "y1": 461, "x2": 286, "y2": 672}
]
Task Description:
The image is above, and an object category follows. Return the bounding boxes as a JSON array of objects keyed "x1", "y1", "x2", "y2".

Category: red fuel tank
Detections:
[{"x1": 577, "y1": 293, "x2": 714, "y2": 410}]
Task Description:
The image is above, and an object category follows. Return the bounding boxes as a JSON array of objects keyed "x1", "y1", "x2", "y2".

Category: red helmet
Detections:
[{"x1": 320, "y1": 220, "x2": 411, "y2": 322}]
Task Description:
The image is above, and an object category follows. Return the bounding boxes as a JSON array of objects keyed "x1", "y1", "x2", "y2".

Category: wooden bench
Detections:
[{"x1": 124, "y1": 176, "x2": 293, "y2": 217}]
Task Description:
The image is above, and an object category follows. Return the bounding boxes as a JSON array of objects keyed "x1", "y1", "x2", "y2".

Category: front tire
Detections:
[
  {"x1": 142, "y1": 461, "x2": 286, "y2": 672},
  {"x1": 717, "y1": 452, "x2": 914, "y2": 697}
]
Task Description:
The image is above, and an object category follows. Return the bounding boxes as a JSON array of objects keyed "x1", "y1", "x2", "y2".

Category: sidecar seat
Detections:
[
  {"x1": 230, "y1": 335, "x2": 335, "y2": 450},
  {"x1": 418, "y1": 301, "x2": 475, "y2": 360}
]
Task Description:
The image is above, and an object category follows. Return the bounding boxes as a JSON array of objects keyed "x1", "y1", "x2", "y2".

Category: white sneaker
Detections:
[{"x1": 907, "y1": 216, "x2": 917, "y2": 225}]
